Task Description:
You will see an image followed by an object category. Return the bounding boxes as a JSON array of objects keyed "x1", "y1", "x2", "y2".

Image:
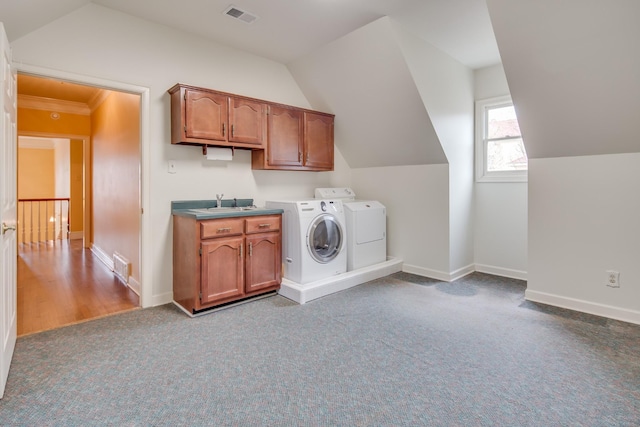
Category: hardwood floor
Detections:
[{"x1": 17, "y1": 239, "x2": 139, "y2": 336}]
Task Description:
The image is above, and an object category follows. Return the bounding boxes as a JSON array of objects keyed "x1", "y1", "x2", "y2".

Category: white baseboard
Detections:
[
  {"x1": 69, "y1": 231, "x2": 83, "y2": 240},
  {"x1": 475, "y1": 264, "x2": 527, "y2": 281},
  {"x1": 525, "y1": 289, "x2": 640, "y2": 325},
  {"x1": 152, "y1": 292, "x2": 174, "y2": 307},
  {"x1": 128, "y1": 276, "x2": 141, "y2": 296},
  {"x1": 279, "y1": 257, "x2": 403, "y2": 304},
  {"x1": 91, "y1": 244, "x2": 114, "y2": 270},
  {"x1": 402, "y1": 263, "x2": 474, "y2": 282}
]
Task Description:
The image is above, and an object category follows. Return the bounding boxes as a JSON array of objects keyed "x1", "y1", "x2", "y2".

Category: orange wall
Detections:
[
  {"x1": 70, "y1": 139, "x2": 83, "y2": 233},
  {"x1": 18, "y1": 108, "x2": 90, "y2": 135},
  {"x1": 17, "y1": 147, "x2": 57, "y2": 243},
  {"x1": 91, "y1": 91, "x2": 141, "y2": 281},
  {"x1": 18, "y1": 147, "x2": 55, "y2": 199}
]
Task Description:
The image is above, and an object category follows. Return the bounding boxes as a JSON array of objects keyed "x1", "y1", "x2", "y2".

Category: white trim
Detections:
[
  {"x1": 17, "y1": 136, "x2": 56, "y2": 149},
  {"x1": 279, "y1": 257, "x2": 403, "y2": 304},
  {"x1": 128, "y1": 276, "x2": 141, "y2": 296},
  {"x1": 16, "y1": 63, "x2": 152, "y2": 308},
  {"x1": 525, "y1": 289, "x2": 640, "y2": 325},
  {"x1": 402, "y1": 263, "x2": 475, "y2": 282},
  {"x1": 152, "y1": 292, "x2": 173, "y2": 307},
  {"x1": 91, "y1": 244, "x2": 114, "y2": 271},
  {"x1": 475, "y1": 95, "x2": 527, "y2": 183},
  {"x1": 474, "y1": 263, "x2": 527, "y2": 281},
  {"x1": 402, "y1": 264, "x2": 450, "y2": 282}
]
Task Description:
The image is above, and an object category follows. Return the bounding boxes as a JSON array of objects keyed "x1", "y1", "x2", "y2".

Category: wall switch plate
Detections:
[
  {"x1": 606, "y1": 270, "x2": 620, "y2": 288},
  {"x1": 168, "y1": 161, "x2": 176, "y2": 174}
]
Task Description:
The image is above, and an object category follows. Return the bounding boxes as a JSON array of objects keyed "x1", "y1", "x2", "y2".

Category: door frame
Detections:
[{"x1": 16, "y1": 63, "x2": 152, "y2": 307}]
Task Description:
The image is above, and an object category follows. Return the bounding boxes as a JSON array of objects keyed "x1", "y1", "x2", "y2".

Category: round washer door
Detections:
[{"x1": 307, "y1": 214, "x2": 343, "y2": 264}]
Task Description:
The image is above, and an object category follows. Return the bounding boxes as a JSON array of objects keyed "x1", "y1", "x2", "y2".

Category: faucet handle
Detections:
[{"x1": 216, "y1": 193, "x2": 223, "y2": 199}]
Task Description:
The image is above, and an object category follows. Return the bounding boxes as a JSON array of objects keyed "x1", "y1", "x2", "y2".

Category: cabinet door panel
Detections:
[
  {"x1": 201, "y1": 237, "x2": 244, "y2": 304},
  {"x1": 267, "y1": 105, "x2": 303, "y2": 167},
  {"x1": 304, "y1": 112, "x2": 334, "y2": 170},
  {"x1": 245, "y1": 233, "x2": 281, "y2": 293},
  {"x1": 229, "y1": 98, "x2": 265, "y2": 146},
  {"x1": 185, "y1": 89, "x2": 228, "y2": 141}
]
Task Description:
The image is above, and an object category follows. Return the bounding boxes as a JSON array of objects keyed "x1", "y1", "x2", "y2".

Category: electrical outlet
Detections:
[
  {"x1": 168, "y1": 161, "x2": 177, "y2": 174},
  {"x1": 606, "y1": 270, "x2": 620, "y2": 288}
]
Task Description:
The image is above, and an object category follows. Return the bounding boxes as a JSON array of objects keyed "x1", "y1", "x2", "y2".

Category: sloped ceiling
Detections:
[
  {"x1": 0, "y1": 0, "x2": 500, "y2": 69},
  {"x1": 288, "y1": 17, "x2": 447, "y2": 169},
  {"x1": 486, "y1": 0, "x2": 640, "y2": 159}
]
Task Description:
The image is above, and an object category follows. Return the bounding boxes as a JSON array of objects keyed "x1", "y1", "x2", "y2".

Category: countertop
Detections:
[{"x1": 171, "y1": 199, "x2": 283, "y2": 220}]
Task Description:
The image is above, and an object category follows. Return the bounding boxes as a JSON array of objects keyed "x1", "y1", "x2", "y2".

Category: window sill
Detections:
[{"x1": 476, "y1": 171, "x2": 527, "y2": 183}]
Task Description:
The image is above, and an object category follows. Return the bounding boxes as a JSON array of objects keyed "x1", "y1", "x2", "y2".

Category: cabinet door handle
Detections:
[
  {"x1": 231, "y1": 124, "x2": 234, "y2": 137},
  {"x1": 239, "y1": 243, "x2": 243, "y2": 257},
  {"x1": 222, "y1": 122, "x2": 226, "y2": 137},
  {"x1": 298, "y1": 152, "x2": 301, "y2": 162},
  {"x1": 249, "y1": 242, "x2": 253, "y2": 257},
  {"x1": 258, "y1": 224, "x2": 271, "y2": 229},
  {"x1": 217, "y1": 227, "x2": 232, "y2": 233}
]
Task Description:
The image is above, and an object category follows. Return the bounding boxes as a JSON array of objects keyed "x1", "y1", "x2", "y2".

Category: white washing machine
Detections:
[
  {"x1": 315, "y1": 188, "x2": 387, "y2": 271},
  {"x1": 265, "y1": 199, "x2": 347, "y2": 284}
]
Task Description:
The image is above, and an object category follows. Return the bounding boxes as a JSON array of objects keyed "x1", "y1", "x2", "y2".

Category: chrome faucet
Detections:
[{"x1": 216, "y1": 193, "x2": 223, "y2": 208}]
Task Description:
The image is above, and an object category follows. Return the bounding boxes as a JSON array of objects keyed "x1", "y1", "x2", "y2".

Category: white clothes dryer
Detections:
[
  {"x1": 265, "y1": 199, "x2": 347, "y2": 284},
  {"x1": 315, "y1": 188, "x2": 387, "y2": 271}
]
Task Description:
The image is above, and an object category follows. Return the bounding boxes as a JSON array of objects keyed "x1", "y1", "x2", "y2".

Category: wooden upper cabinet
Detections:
[
  {"x1": 169, "y1": 83, "x2": 334, "y2": 170},
  {"x1": 304, "y1": 112, "x2": 334, "y2": 170},
  {"x1": 229, "y1": 97, "x2": 266, "y2": 146},
  {"x1": 169, "y1": 84, "x2": 266, "y2": 149},
  {"x1": 265, "y1": 105, "x2": 304, "y2": 167},
  {"x1": 252, "y1": 105, "x2": 334, "y2": 171},
  {"x1": 184, "y1": 89, "x2": 228, "y2": 142}
]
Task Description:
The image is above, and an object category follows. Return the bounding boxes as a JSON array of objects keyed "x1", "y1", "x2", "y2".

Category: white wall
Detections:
[
  {"x1": 289, "y1": 17, "x2": 476, "y2": 280},
  {"x1": 527, "y1": 155, "x2": 640, "y2": 323},
  {"x1": 352, "y1": 164, "x2": 450, "y2": 277},
  {"x1": 11, "y1": 4, "x2": 347, "y2": 306},
  {"x1": 393, "y1": 20, "x2": 475, "y2": 277},
  {"x1": 473, "y1": 64, "x2": 527, "y2": 279},
  {"x1": 486, "y1": 0, "x2": 640, "y2": 323},
  {"x1": 288, "y1": 17, "x2": 446, "y2": 169}
]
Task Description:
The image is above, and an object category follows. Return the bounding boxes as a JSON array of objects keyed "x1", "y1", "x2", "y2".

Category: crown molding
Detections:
[
  {"x1": 88, "y1": 89, "x2": 111, "y2": 113},
  {"x1": 18, "y1": 94, "x2": 90, "y2": 115}
]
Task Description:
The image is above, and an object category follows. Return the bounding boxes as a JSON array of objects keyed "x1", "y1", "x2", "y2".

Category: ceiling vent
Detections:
[{"x1": 223, "y1": 5, "x2": 259, "y2": 24}]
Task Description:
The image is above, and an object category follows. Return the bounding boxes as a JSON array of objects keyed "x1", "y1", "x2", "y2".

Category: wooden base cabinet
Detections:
[{"x1": 173, "y1": 214, "x2": 281, "y2": 315}]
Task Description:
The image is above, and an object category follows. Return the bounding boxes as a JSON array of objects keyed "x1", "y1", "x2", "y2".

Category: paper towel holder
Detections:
[{"x1": 203, "y1": 145, "x2": 234, "y2": 157}]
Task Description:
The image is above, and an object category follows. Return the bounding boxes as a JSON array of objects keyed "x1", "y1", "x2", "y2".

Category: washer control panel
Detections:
[{"x1": 314, "y1": 187, "x2": 355, "y2": 200}]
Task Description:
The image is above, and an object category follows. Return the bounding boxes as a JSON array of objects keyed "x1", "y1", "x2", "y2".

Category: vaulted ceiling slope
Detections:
[
  {"x1": 486, "y1": 0, "x2": 640, "y2": 159},
  {"x1": 289, "y1": 17, "x2": 447, "y2": 169},
  {"x1": 289, "y1": 16, "x2": 474, "y2": 169},
  {"x1": 0, "y1": 0, "x2": 500, "y2": 69}
]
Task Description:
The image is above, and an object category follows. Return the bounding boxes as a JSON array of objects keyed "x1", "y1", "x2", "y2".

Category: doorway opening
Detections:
[{"x1": 16, "y1": 73, "x2": 143, "y2": 336}]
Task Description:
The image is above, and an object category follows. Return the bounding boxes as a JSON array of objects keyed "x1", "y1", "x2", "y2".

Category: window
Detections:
[{"x1": 475, "y1": 96, "x2": 527, "y2": 182}]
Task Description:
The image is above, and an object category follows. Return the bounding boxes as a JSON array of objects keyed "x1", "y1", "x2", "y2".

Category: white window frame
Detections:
[{"x1": 475, "y1": 95, "x2": 527, "y2": 183}]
